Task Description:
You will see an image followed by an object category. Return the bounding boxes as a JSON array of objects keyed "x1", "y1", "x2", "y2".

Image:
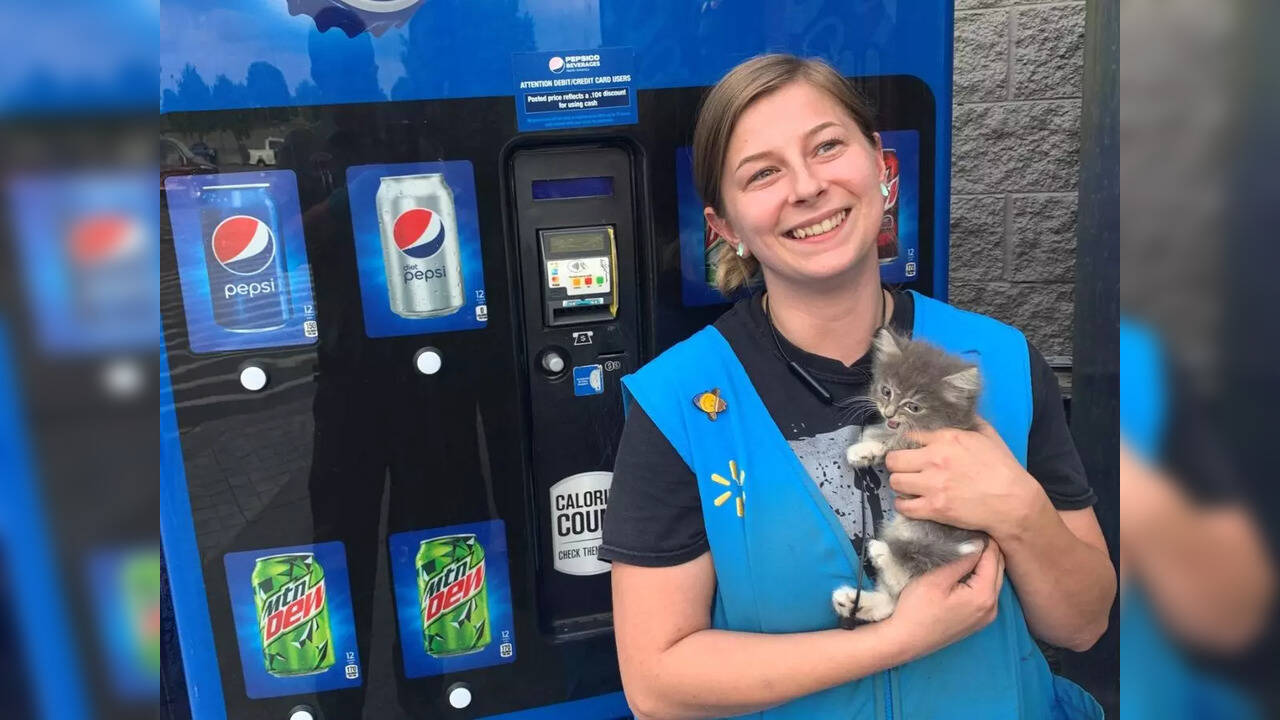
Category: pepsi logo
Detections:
[
  {"x1": 393, "y1": 208, "x2": 446, "y2": 259},
  {"x1": 548, "y1": 56, "x2": 565, "y2": 74},
  {"x1": 68, "y1": 214, "x2": 142, "y2": 266},
  {"x1": 211, "y1": 215, "x2": 276, "y2": 275}
]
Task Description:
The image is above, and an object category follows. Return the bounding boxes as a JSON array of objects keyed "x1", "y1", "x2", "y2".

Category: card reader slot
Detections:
[{"x1": 549, "y1": 304, "x2": 613, "y2": 326}]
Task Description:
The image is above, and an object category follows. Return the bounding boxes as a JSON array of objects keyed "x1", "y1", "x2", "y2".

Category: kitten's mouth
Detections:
[{"x1": 886, "y1": 419, "x2": 901, "y2": 430}]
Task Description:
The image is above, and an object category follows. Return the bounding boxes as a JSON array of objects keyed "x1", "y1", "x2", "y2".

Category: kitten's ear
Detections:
[
  {"x1": 942, "y1": 366, "x2": 981, "y2": 401},
  {"x1": 872, "y1": 329, "x2": 903, "y2": 362}
]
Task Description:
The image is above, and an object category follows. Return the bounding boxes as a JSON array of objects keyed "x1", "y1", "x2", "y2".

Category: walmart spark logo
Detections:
[{"x1": 711, "y1": 460, "x2": 745, "y2": 518}]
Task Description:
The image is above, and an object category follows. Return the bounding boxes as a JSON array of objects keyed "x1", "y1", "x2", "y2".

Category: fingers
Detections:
[
  {"x1": 887, "y1": 471, "x2": 931, "y2": 497},
  {"x1": 884, "y1": 446, "x2": 929, "y2": 473},
  {"x1": 988, "y1": 540, "x2": 1005, "y2": 596},
  {"x1": 893, "y1": 494, "x2": 930, "y2": 520}
]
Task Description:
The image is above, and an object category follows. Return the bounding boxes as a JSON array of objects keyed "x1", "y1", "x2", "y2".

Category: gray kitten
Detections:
[{"x1": 832, "y1": 329, "x2": 987, "y2": 624}]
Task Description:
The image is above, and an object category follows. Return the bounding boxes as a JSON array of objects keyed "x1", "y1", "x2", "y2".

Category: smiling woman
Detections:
[{"x1": 601, "y1": 54, "x2": 1114, "y2": 720}]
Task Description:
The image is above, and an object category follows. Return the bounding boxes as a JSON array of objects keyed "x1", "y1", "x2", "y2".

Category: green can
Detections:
[
  {"x1": 416, "y1": 534, "x2": 490, "y2": 657},
  {"x1": 251, "y1": 553, "x2": 334, "y2": 677}
]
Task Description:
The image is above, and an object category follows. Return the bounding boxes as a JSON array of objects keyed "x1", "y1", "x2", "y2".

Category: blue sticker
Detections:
[
  {"x1": 513, "y1": 48, "x2": 636, "y2": 132},
  {"x1": 165, "y1": 171, "x2": 318, "y2": 354},
  {"x1": 573, "y1": 365, "x2": 604, "y2": 396},
  {"x1": 876, "y1": 129, "x2": 921, "y2": 284},
  {"x1": 223, "y1": 542, "x2": 362, "y2": 699},
  {"x1": 7, "y1": 171, "x2": 159, "y2": 354},
  {"x1": 389, "y1": 520, "x2": 517, "y2": 678},
  {"x1": 346, "y1": 162, "x2": 488, "y2": 338}
]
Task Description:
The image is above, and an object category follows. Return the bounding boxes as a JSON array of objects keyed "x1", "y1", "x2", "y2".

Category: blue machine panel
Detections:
[{"x1": 159, "y1": 2, "x2": 955, "y2": 718}]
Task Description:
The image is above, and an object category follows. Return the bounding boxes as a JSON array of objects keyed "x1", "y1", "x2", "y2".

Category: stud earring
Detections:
[
  {"x1": 880, "y1": 183, "x2": 890, "y2": 198},
  {"x1": 736, "y1": 243, "x2": 746, "y2": 258}
]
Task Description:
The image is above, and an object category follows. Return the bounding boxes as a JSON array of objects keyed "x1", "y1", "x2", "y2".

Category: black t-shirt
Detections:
[{"x1": 600, "y1": 290, "x2": 1096, "y2": 568}]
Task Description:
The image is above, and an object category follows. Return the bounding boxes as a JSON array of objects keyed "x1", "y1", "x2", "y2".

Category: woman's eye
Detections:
[
  {"x1": 749, "y1": 167, "x2": 777, "y2": 184},
  {"x1": 816, "y1": 139, "x2": 844, "y2": 154},
  {"x1": 880, "y1": 385, "x2": 891, "y2": 398},
  {"x1": 904, "y1": 402, "x2": 921, "y2": 413}
]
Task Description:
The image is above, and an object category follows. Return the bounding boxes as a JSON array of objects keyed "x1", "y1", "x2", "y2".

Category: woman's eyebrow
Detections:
[{"x1": 733, "y1": 121, "x2": 843, "y2": 172}]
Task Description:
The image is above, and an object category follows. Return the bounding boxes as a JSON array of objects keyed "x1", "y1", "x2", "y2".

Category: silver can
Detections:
[{"x1": 376, "y1": 173, "x2": 465, "y2": 318}]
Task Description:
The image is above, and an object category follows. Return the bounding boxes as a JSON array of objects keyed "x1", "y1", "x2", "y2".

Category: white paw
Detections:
[
  {"x1": 846, "y1": 441, "x2": 884, "y2": 468},
  {"x1": 866, "y1": 539, "x2": 891, "y2": 569},
  {"x1": 957, "y1": 540, "x2": 983, "y2": 555},
  {"x1": 832, "y1": 585, "x2": 862, "y2": 617},
  {"x1": 853, "y1": 590, "x2": 896, "y2": 623}
]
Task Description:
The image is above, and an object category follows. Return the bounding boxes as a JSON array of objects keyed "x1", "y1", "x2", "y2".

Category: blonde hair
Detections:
[{"x1": 693, "y1": 54, "x2": 878, "y2": 295}]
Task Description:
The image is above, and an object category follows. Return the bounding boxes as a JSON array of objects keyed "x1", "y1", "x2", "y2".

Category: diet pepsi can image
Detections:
[
  {"x1": 199, "y1": 182, "x2": 291, "y2": 332},
  {"x1": 376, "y1": 173, "x2": 465, "y2": 318}
]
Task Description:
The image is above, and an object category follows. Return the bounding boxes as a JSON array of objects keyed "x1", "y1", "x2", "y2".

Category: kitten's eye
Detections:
[
  {"x1": 880, "y1": 385, "x2": 891, "y2": 399},
  {"x1": 903, "y1": 402, "x2": 921, "y2": 413}
]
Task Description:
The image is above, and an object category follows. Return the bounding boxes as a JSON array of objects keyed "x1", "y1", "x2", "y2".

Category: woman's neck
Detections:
[{"x1": 763, "y1": 264, "x2": 890, "y2": 367}]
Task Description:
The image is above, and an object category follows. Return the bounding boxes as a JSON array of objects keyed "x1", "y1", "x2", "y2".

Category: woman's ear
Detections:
[
  {"x1": 704, "y1": 206, "x2": 737, "y2": 246},
  {"x1": 872, "y1": 132, "x2": 887, "y2": 179}
]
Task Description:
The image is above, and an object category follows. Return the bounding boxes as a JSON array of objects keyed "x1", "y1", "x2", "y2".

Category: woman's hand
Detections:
[
  {"x1": 884, "y1": 419, "x2": 1047, "y2": 539},
  {"x1": 885, "y1": 540, "x2": 1005, "y2": 658}
]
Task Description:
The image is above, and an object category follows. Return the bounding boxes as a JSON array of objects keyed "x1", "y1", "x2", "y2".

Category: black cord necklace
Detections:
[
  {"x1": 763, "y1": 286, "x2": 887, "y2": 405},
  {"x1": 764, "y1": 286, "x2": 887, "y2": 623}
]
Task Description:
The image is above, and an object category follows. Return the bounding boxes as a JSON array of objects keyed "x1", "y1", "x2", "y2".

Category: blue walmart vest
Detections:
[{"x1": 621, "y1": 292, "x2": 1101, "y2": 720}]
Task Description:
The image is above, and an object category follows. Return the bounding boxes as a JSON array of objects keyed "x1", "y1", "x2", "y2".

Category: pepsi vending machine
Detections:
[{"x1": 160, "y1": 1, "x2": 955, "y2": 717}]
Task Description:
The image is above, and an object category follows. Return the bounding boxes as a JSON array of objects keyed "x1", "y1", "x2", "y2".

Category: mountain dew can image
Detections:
[
  {"x1": 251, "y1": 553, "x2": 334, "y2": 677},
  {"x1": 416, "y1": 534, "x2": 490, "y2": 657}
]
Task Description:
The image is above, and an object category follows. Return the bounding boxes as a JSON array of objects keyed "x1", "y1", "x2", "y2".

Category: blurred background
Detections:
[
  {"x1": 1120, "y1": 0, "x2": 1280, "y2": 717},
  {"x1": 0, "y1": 2, "x2": 159, "y2": 719}
]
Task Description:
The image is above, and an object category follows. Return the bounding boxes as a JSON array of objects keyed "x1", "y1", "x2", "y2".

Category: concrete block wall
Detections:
[{"x1": 949, "y1": 0, "x2": 1086, "y2": 359}]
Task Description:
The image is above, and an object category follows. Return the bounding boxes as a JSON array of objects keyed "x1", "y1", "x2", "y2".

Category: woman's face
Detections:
[{"x1": 706, "y1": 80, "x2": 886, "y2": 289}]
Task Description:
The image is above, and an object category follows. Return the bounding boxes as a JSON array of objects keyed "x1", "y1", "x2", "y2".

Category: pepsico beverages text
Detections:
[
  {"x1": 200, "y1": 182, "x2": 291, "y2": 331},
  {"x1": 416, "y1": 534, "x2": 490, "y2": 657},
  {"x1": 877, "y1": 148, "x2": 900, "y2": 264},
  {"x1": 376, "y1": 173, "x2": 465, "y2": 318},
  {"x1": 251, "y1": 553, "x2": 334, "y2": 677}
]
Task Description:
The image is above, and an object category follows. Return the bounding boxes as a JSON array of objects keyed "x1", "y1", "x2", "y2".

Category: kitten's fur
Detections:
[{"x1": 832, "y1": 329, "x2": 987, "y2": 625}]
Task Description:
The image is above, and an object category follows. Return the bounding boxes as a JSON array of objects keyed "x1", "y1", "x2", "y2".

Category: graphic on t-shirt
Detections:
[{"x1": 788, "y1": 425, "x2": 895, "y2": 549}]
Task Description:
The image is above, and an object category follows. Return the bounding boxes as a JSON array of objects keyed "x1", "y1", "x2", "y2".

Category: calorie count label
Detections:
[
  {"x1": 259, "y1": 577, "x2": 326, "y2": 645},
  {"x1": 549, "y1": 472, "x2": 613, "y2": 576},
  {"x1": 546, "y1": 257, "x2": 611, "y2": 296}
]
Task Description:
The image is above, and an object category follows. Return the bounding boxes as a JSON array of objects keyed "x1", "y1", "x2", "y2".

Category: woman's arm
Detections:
[
  {"x1": 994, "y1": 500, "x2": 1115, "y2": 650},
  {"x1": 613, "y1": 543, "x2": 1006, "y2": 720},
  {"x1": 888, "y1": 422, "x2": 1116, "y2": 651},
  {"x1": 1121, "y1": 442, "x2": 1275, "y2": 653}
]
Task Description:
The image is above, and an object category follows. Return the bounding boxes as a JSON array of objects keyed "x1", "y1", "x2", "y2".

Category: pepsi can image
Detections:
[
  {"x1": 376, "y1": 173, "x2": 465, "y2": 318},
  {"x1": 199, "y1": 182, "x2": 291, "y2": 332}
]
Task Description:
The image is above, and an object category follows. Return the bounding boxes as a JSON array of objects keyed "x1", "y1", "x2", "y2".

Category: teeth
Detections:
[{"x1": 789, "y1": 210, "x2": 845, "y2": 239}]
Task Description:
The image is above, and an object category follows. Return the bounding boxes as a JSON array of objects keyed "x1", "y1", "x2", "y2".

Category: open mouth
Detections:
[
  {"x1": 886, "y1": 419, "x2": 900, "y2": 430},
  {"x1": 784, "y1": 209, "x2": 849, "y2": 240}
]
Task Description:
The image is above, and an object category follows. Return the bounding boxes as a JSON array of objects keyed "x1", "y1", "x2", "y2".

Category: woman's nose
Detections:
[{"x1": 789, "y1": 163, "x2": 826, "y2": 203}]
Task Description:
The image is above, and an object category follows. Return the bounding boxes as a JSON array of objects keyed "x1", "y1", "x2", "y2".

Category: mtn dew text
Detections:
[
  {"x1": 416, "y1": 534, "x2": 490, "y2": 657},
  {"x1": 251, "y1": 553, "x2": 334, "y2": 677}
]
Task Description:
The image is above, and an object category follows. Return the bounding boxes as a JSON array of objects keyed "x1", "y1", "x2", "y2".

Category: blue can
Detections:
[{"x1": 198, "y1": 182, "x2": 291, "y2": 332}]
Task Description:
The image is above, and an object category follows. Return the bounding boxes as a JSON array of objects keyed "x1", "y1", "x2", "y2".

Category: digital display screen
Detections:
[
  {"x1": 531, "y1": 176, "x2": 614, "y2": 200},
  {"x1": 545, "y1": 229, "x2": 609, "y2": 254}
]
